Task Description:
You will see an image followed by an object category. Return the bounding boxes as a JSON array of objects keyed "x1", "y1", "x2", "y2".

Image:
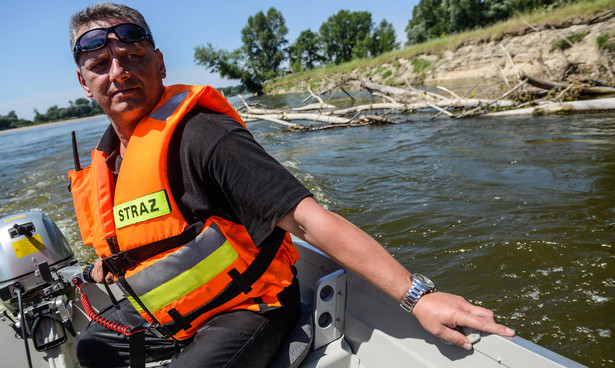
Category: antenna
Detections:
[{"x1": 71, "y1": 131, "x2": 82, "y2": 171}]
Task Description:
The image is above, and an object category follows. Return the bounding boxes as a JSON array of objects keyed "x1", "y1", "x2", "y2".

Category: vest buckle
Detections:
[
  {"x1": 142, "y1": 323, "x2": 174, "y2": 339},
  {"x1": 102, "y1": 252, "x2": 132, "y2": 276}
]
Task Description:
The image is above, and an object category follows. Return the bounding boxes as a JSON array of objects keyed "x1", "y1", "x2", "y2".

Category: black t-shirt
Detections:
[
  {"x1": 96, "y1": 106, "x2": 308, "y2": 309},
  {"x1": 100, "y1": 107, "x2": 311, "y2": 248},
  {"x1": 165, "y1": 106, "x2": 312, "y2": 247}
]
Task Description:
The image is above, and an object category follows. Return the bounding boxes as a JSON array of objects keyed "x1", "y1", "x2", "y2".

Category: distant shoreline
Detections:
[{"x1": 0, "y1": 115, "x2": 107, "y2": 135}]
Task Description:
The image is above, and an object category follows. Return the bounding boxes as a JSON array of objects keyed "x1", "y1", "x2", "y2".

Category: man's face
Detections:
[{"x1": 75, "y1": 19, "x2": 166, "y2": 126}]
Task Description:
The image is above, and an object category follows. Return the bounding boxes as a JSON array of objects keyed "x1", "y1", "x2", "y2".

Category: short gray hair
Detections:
[{"x1": 69, "y1": 2, "x2": 154, "y2": 52}]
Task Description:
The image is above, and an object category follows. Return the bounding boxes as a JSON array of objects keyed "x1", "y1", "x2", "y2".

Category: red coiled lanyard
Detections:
[{"x1": 73, "y1": 278, "x2": 144, "y2": 336}]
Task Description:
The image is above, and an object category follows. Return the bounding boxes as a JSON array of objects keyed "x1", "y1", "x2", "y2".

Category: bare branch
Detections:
[
  {"x1": 307, "y1": 87, "x2": 325, "y2": 105},
  {"x1": 373, "y1": 92, "x2": 399, "y2": 104},
  {"x1": 241, "y1": 113, "x2": 305, "y2": 130},
  {"x1": 237, "y1": 94, "x2": 252, "y2": 112},
  {"x1": 550, "y1": 26, "x2": 575, "y2": 48},
  {"x1": 426, "y1": 102, "x2": 454, "y2": 118},
  {"x1": 436, "y1": 86, "x2": 461, "y2": 99},
  {"x1": 500, "y1": 44, "x2": 521, "y2": 80}
]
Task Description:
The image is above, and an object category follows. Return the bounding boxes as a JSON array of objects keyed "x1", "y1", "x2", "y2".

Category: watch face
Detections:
[{"x1": 414, "y1": 274, "x2": 434, "y2": 289}]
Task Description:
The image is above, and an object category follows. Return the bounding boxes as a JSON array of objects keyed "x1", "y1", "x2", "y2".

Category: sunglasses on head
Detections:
[{"x1": 73, "y1": 23, "x2": 154, "y2": 61}]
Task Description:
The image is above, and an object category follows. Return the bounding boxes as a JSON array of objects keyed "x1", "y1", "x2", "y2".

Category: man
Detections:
[{"x1": 68, "y1": 3, "x2": 514, "y2": 368}]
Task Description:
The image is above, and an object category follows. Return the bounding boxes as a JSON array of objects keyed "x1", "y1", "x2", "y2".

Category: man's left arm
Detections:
[{"x1": 277, "y1": 196, "x2": 515, "y2": 350}]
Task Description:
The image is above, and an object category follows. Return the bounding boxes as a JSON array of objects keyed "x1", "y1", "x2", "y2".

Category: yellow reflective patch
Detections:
[
  {"x1": 127, "y1": 296, "x2": 143, "y2": 314},
  {"x1": 137, "y1": 240, "x2": 238, "y2": 312},
  {"x1": 4, "y1": 214, "x2": 25, "y2": 223},
  {"x1": 12, "y1": 234, "x2": 45, "y2": 258},
  {"x1": 113, "y1": 190, "x2": 171, "y2": 229}
]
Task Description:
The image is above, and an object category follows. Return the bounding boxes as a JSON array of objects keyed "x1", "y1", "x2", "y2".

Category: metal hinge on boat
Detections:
[{"x1": 313, "y1": 269, "x2": 347, "y2": 350}]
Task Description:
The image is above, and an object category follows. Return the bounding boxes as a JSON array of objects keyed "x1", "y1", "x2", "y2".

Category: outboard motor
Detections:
[{"x1": 0, "y1": 212, "x2": 91, "y2": 368}]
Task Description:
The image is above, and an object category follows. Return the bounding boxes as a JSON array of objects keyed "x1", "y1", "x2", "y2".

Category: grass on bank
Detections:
[
  {"x1": 264, "y1": 0, "x2": 615, "y2": 94},
  {"x1": 597, "y1": 34, "x2": 615, "y2": 52}
]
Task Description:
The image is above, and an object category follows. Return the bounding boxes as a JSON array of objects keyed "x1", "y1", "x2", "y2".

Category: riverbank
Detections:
[
  {"x1": 265, "y1": 3, "x2": 615, "y2": 97},
  {"x1": 0, "y1": 114, "x2": 106, "y2": 135}
]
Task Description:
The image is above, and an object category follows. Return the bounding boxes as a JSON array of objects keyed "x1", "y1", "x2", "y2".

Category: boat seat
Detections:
[{"x1": 269, "y1": 301, "x2": 314, "y2": 368}]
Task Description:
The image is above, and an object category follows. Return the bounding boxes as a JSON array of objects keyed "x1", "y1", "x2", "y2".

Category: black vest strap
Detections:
[
  {"x1": 128, "y1": 330, "x2": 146, "y2": 368},
  {"x1": 228, "y1": 268, "x2": 253, "y2": 294},
  {"x1": 102, "y1": 222, "x2": 205, "y2": 275},
  {"x1": 168, "y1": 308, "x2": 191, "y2": 331},
  {"x1": 116, "y1": 275, "x2": 163, "y2": 326}
]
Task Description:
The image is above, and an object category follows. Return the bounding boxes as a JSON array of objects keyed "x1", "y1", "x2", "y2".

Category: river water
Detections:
[{"x1": 0, "y1": 93, "x2": 613, "y2": 367}]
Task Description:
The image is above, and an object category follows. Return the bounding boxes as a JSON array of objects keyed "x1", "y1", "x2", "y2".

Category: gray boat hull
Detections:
[{"x1": 0, "y1": 239, "x2": 585, "y2": 368}]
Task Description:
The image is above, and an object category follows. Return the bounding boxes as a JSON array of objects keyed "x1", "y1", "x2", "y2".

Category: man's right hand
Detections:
[
  {"x1": 90, "y1": 259, "x2": 114, "y2": 284},
  {"x1": 412, "y1": 291, "x2": 515, "y2": 350}
]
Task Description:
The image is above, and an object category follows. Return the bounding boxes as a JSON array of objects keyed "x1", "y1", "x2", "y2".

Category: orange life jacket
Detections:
[{"x1": 68, "y1": 84, "x2": 298, "y2": 340}]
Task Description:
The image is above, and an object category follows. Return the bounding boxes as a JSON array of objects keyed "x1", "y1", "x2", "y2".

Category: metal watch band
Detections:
[{"x1": 399, "y1": 274, "x2": 435, "y2": 313}]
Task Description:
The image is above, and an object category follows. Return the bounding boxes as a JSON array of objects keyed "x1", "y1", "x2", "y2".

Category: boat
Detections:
[{"x1": 0, "y1": 212, "x2": 586, "y2": 367}]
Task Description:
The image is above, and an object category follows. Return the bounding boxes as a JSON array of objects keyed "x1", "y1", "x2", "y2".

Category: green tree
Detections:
[
  {"x1": 75, "y1": 98, "x2": 90, "y2": 106},
  {"x1": 288, "y1": 29, "x2": 323, "y2": 72},
  {"x1": 509, "y1": 0, "x2": 573, "y2": 13},
  {"x1": 405, "y1": 0, "x2": 450, "y2": 45},
  {"x1": 45, "y1": 105, "x2": 60, "y2": 121},
  {"x1": 0, "y1": 117, "x2": 10, "y2": 130},
  {"x1": 0, "y1": 111, "x2": 18, "y2": 130},
  {"x1": 6, "y1": 111, "x2": 18, "y2": 120},
  {"x1": 216, "y1": 84, "x2": 247, "y2": 96},
  {"x1": 242, "y1": 7, "x2": 289, "y2": 79},
  {"x1": 319, "y1": 10, "x2": 373, "y2": 64},
  {"x1": 352, "y1": 35, "x2": 373, "y2": 60},
  {"x1": 90, "y1": 99, "x2": 104, "y2": 115},
  {"x1": 481, "y1": 0, "x2": 516, "y2": 24},
  {"x1": 371, "y1": 20, "x2": 399, "y2": 56},
  {"x1": 33, "y1": 108, "x2": 49, "y2": 123},
  {"x1": 442, "y1": 0, "x2": 484, "y2": 33},
  {"x1": 194, "y1": 45, "x2": 260, "y2": 91},
  {"x1": 0, "y1": 110, "x2": 30, "y2": 130},
  {"x1": 406, "y1": 0, "x2": 576, "y2": 46},
  {"x1": 194, "y1": 7, "x2": 289, "y2": 93}
]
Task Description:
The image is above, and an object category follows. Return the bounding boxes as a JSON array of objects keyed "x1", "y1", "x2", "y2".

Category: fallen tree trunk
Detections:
[
  {"x1": 351, "y1": 79, "x2": 445, "y2": 103},
  {"x1": 241, "y1": 113, "x2": 305, "y2": 130},
  {"x1": 293, "y1": 114, "x2": 399, "y2": 131},
  {"x1": 292, "y1": 103, "x2": 336, "y2": 111},
  {"x1": 524, "y1": 74, "x2": 615, "y2": 95},
  {"x1": 455, "y1": 79, "x2": 528, "y2": 118},
  {"x1": 240, "y1": 111, "x2": 351, "y2": 125},
  {"x1": 482, "y1": 97, "x2": 615, "y2": 116},
  {"x1": 330, "y1": 98, "x2": 514, "y2": 116},
  {"x1": 238, "y1": 107, "x2": 288, "y2": 115},
  {"x1": 331, "y1": 103, "x2": 410, "y2": 115}
]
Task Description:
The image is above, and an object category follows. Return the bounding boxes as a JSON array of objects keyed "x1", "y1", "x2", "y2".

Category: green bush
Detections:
[
  {"x1": 597, "y1": 34, "x2": 615, "y2": 53},
  {"x1": 411, "y1": 58, "x2": 432, "y2": 73},
  {"x1": 551, "y1": 32, "x2": 587, "y2": 51}
]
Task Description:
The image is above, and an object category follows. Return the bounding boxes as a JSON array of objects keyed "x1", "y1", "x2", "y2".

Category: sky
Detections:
[{"x1": 0, "y1": 0, "x2": 418, "y2": 120}]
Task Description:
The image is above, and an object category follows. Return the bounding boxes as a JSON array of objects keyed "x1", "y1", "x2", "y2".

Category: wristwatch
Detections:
[{"x1": 400, "y1": 274, "x2": 436, "y2": 313}]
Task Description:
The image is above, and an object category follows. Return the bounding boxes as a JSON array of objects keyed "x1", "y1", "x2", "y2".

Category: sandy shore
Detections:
[{"x1": 0, "y1": 115, "x2": 107, "y2": 135}]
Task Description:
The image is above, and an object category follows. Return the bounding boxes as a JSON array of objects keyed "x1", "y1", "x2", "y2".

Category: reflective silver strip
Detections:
[
  {"x1": 125, "y1": 222, "x2": 227, "y2": 295},
  {"x1": 149, "y1": 91, "x2": 189, "y2": 121}
]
